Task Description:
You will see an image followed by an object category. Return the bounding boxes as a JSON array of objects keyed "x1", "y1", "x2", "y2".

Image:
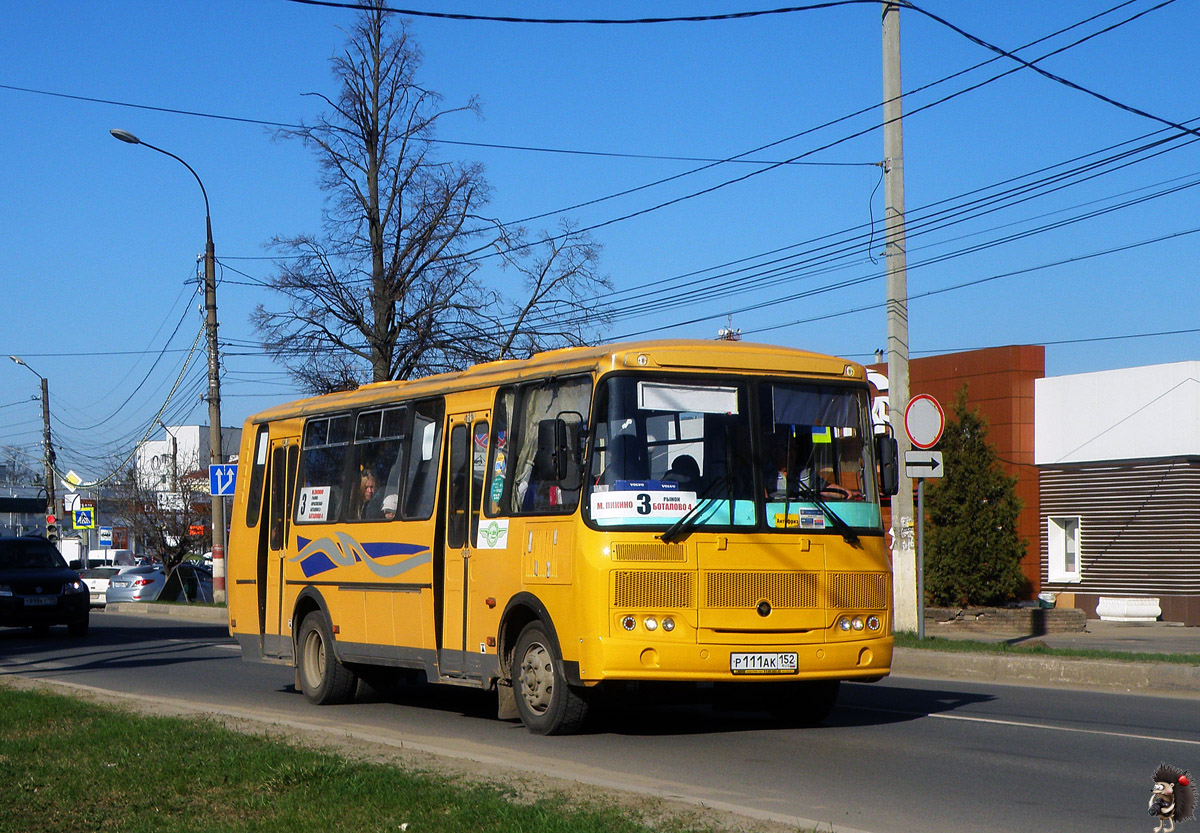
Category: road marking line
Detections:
[{"x1": 855, "y1": 705, "x2": 1200, "y2": 746}]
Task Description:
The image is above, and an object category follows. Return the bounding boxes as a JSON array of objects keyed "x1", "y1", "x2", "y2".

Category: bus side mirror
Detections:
[
  {"x1": 877, "y1": 435, "x2": 899, "y2": 496},
  {"x1": 535, "y1": 419, "x2": 569, "y2": 481}
]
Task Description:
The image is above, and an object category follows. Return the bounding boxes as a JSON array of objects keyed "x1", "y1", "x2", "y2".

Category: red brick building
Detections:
[{"x1": 871, "y1": 345, "x2": 1045, "y2": 598}]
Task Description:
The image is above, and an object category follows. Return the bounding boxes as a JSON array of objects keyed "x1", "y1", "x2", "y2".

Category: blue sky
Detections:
[{"x1": 1, "y1": 1, "x2": 1197, "y2": 482}]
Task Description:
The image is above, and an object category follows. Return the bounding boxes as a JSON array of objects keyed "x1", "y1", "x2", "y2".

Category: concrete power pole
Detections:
[{"x1": 883, "y1": 1, "x2": 917, "y2": 632}]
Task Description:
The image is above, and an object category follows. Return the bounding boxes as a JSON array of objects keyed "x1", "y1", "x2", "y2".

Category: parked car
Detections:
[
  {"x1": 79, "y1": 566, "x2": 136, "y2": 607},
  {"x1": 0, "y1": 536, "x2": 90, "y2": 636},
  {"x1": 105, "y1": 562, "x2": 213, "y2": 605}
]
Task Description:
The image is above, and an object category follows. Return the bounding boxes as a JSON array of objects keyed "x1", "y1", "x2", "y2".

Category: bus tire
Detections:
[
  {"x1": 297, "y1": 612, "x2": 358, "y2": 705},
  {"x1": 766, "y1": 679, "x2": 840, "y2": 726},
  {"x1": 512, "y1": 621, "x2": 589, "y2": 735}
]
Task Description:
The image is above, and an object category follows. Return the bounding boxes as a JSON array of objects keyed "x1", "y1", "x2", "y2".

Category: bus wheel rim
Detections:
[
  {"x1": 519, "y1": 641, "x2": 554, "y2": 715},
  {"x1": 304, "y1": 631, "x2": 324, "y2": 687}
]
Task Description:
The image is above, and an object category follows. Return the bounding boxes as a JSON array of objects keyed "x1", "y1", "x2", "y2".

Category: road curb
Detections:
[
  {"x1": 103, "y1": 603, "x2": 228, "y2": 624},
  {"x1": 892, "y1": 646, "x2": 1200, "y2": 697}
]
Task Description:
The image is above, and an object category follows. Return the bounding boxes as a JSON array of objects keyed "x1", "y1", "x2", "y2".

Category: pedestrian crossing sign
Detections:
[{"x1": 73, "y1": 508, "x2": 96, "y2": 529}]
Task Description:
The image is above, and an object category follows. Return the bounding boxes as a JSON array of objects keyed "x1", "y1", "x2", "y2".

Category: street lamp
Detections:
[
  {"x1": 9, "y1": 356, "x2": 57, "y2": 538},
  {"x1": 111, "y1": 129, "x2": 227, "y2": 602}
]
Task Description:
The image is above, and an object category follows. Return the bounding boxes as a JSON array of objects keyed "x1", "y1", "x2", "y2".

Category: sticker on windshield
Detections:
[
  {"x1": 591, "y1": 489, "x2": 697, "y2": 520},
  {"x1": 772, "y1": 508, "x2": 826, "y2": 529},
  {"x1": 297, "y1": 486, "x2": 332, "y2": 522}
]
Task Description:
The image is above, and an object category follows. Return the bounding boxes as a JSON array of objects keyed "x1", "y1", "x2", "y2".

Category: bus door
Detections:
[
  {"x1": 262, "y1": 438, "x2": 299, "y2": 659},
  {"x1": 439, "y1": 411, "x2": 489, "y2": 678}
]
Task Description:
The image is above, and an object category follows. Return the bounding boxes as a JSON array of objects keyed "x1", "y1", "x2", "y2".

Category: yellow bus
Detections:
[{"x1": 227, "y1": 339, "x2": 899, "y2": 734}]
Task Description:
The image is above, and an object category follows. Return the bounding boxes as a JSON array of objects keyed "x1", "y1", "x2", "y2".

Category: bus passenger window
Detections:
[
  {"x1": 296, "y1": 415, "x2": 350, "y2": 523},
  {"x1": 402, "y1": 399, "x2": 443, "y2": 519},
  {"x1": 351, "y1": 406, "x2": 407, "y2": 521}
]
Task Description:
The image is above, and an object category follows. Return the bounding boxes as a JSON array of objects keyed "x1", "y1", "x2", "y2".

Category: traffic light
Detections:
[{"x1": 46, "y1": 519, "x2": 60, "y2": 543}]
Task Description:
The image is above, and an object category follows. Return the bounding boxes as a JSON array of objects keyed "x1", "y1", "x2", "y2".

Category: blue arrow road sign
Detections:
[{"x1": 210, "y1": 464, "x2": 237, "y2": 496}]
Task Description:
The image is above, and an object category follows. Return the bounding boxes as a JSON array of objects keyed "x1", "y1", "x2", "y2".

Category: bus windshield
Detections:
[{"x1": 586, "y1": 376, "x2": 881, "y2": 533}]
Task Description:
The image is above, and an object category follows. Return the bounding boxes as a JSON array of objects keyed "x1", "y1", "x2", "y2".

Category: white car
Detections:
[{"x1": 78, "y1": 566, "x2": 136, "y2": 607}]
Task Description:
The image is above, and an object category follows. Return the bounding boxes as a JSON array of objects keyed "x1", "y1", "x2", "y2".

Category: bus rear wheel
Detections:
[
  {"x1": 297, "y1": 612, "x2": 358, "y2": 705},
  {"x1": 512, "y1": 621, "x2": 589, "y2": 735}
]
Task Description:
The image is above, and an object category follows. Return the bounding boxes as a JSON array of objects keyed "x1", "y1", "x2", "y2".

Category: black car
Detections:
[{"x1": 0, "y1": 536, "x2": 90, "y2": 636}]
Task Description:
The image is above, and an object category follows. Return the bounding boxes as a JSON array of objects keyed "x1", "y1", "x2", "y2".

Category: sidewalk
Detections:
[
  {"x1": 893, "y1": 619, "x2": 1200, "y2": 697},
  {"x1": 919, "y1": 618, "x2": 1200, "y2": 655}
]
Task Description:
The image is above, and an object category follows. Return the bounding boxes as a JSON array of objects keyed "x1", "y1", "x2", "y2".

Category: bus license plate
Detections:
[
  {"x1": 24, "y1": 596, "x2": 56, "y2": 607},
  {"x1": 730, "y1": 652, "x2": 799, "y2": 675}
]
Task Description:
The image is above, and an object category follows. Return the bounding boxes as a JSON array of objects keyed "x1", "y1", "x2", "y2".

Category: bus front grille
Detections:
[
  {"x1": 612, "y1": 570, "x2": 890, "y2": 612},
  {"x1": 613, "y1": 571, "x2": 695, "y2": 608},
  {"x1": 705, "y1": 571, "x2": 821, "y2": 609},
  {"x1": 827, "y1": 571, "x2": 890, "y2": 610}
]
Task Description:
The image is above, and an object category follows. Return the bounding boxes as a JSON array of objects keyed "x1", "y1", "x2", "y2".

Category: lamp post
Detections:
[
  {"x1": 9, "y1": 356, "x2": 57, "y2": 537},
  {"x1": 111, "y1": 129, "x2": 226, "y2": 602}
]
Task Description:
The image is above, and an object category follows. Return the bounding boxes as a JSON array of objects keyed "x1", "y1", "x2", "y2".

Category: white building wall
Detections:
[
  {"x1": 1035, "y1": 361, "x2": 1200, "y2": 465},
  {"x1": 135, "y1": 425, "x2": 242, "y2": 490}
]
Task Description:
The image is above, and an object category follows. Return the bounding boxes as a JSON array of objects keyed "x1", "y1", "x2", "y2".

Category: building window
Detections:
[{"x1": 1047, "y1": 516, "x2": 1082, "y2": 583}]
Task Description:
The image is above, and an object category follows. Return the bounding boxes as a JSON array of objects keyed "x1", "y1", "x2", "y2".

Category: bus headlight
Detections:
[
  {"x1": 852, "y1": 616, "x2": 865, "y2": 631},
  {"x1": 838, "y1": 616, "x2": 852, "y2": 632},
  {"x1": 644, "y1": 616, "x2": 658, "y2": 631},
  {"x1": 661, "y1": 617, "x2": 675, "y2": 632}
]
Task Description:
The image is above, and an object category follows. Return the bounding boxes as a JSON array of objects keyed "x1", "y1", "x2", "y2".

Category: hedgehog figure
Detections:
[{"x1": 1150, "y1": 763, "x2": 1197, "y2": 832}]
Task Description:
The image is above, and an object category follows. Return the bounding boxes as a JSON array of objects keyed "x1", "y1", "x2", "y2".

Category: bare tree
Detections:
[
  {"x1": 111, "y1": 466, "x2": 209, "y2": 592},
  {"x1": 493, "y1": 221, "x2": 610, "y2": 360},
  {"x1": 255, "y1": 4, "x2": 607, "y2": 393}
]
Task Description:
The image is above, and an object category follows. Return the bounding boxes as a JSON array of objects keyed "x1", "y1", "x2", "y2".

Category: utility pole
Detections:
[
  {"x1": 10, "y1": 356, "x2": 57, "y2": 538},
  {"x1": 39, "y1": 376, "x2": 57, "y2": 532},
  {"x1": 882, "y1": 1, "x2": 917, "y2": 632}
]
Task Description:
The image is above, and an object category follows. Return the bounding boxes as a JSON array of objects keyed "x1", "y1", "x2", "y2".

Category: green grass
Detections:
[
  {"x1": 0, "y1": 687, "x2": 742, "y2": 833},
  {"x1": 892, "y1": 631, "x2": 1200, "y2": 666}
]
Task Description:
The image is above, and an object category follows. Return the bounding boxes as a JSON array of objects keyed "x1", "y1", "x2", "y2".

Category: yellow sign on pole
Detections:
[{"x1": 72, "y1": 508, "x2": 96, "y2": 529}]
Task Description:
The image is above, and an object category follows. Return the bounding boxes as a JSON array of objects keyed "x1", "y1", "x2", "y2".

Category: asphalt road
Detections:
[{"x1": 2, "y1": 611, "x2": 1196, "y2": 833}]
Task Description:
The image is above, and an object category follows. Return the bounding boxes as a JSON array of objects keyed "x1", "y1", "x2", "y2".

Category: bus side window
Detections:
[
  {"x1": 296, "y1": 415, "x2": 351, "y2": 524},
  {"x1": 244, "y1": 425, "x2": 270, "y2": 528},
  {"x1": 403, "y1": 399, "x2": 443, "y2": 519},
  {"x1": 486, "y1": 388, "x2": 515, "y2": 516},
  {"x1": 510, "y1": 377, "x2": 591, "y2": 514}
]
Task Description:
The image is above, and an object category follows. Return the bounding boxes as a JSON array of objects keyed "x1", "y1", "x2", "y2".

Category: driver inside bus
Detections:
[{"x1": 765, "y1": 429, "x2": 851, "y2": 500}]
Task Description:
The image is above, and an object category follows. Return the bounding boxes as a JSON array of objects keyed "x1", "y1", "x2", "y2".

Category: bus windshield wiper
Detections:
[
  {"x1": 659, "y1": 476, "x2": 725, "y2": 544},
  {"x1": 793, "y1": 484, "x2": 859, "y2": 545}
]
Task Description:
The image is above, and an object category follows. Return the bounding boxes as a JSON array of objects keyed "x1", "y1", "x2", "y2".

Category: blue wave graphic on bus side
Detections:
[{"x1": 291, "y1": 532, "x2": 432, "y2": 579}]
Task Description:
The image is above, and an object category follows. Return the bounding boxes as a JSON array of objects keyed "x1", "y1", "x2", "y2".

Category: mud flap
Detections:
[{"x1": 496, "y1": 677, "x2": 519, "y2": 720}]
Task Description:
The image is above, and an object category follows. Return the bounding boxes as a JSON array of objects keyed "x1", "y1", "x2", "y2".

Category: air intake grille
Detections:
[
  {"x1": 613, "y1": 571, "x2": 694, "y2": 608},
  {"x1": 705, "y1": 571, "x2": 820, "y2": 609},
  {"x1": 611, "y1": 543, "x2": 687, "y2": 562},
  {"x1": 827, "y1": 572, "x2": 889, "y2": 610}
]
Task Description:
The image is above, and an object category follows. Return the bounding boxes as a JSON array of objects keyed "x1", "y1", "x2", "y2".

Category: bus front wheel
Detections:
[
  {"x1": 297, "y1": 612, "x2": 358, "y2": 705},
  {"x1": 512, "y1": 621, "x2": 589, "y2": 735}
]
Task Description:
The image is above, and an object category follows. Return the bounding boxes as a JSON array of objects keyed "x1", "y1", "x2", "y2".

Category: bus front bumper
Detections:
[{"x1": 574, "y1": 634, "x2": 893, "y2": 684}]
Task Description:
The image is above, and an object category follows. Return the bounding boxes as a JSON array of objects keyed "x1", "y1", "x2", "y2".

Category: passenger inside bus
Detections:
[
  {"x1": 663, "y1": 454, "x2": 701, "y2": 489},
  {"x1": 350, "y1": 468, "x2": 379, "y2": 519}
]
